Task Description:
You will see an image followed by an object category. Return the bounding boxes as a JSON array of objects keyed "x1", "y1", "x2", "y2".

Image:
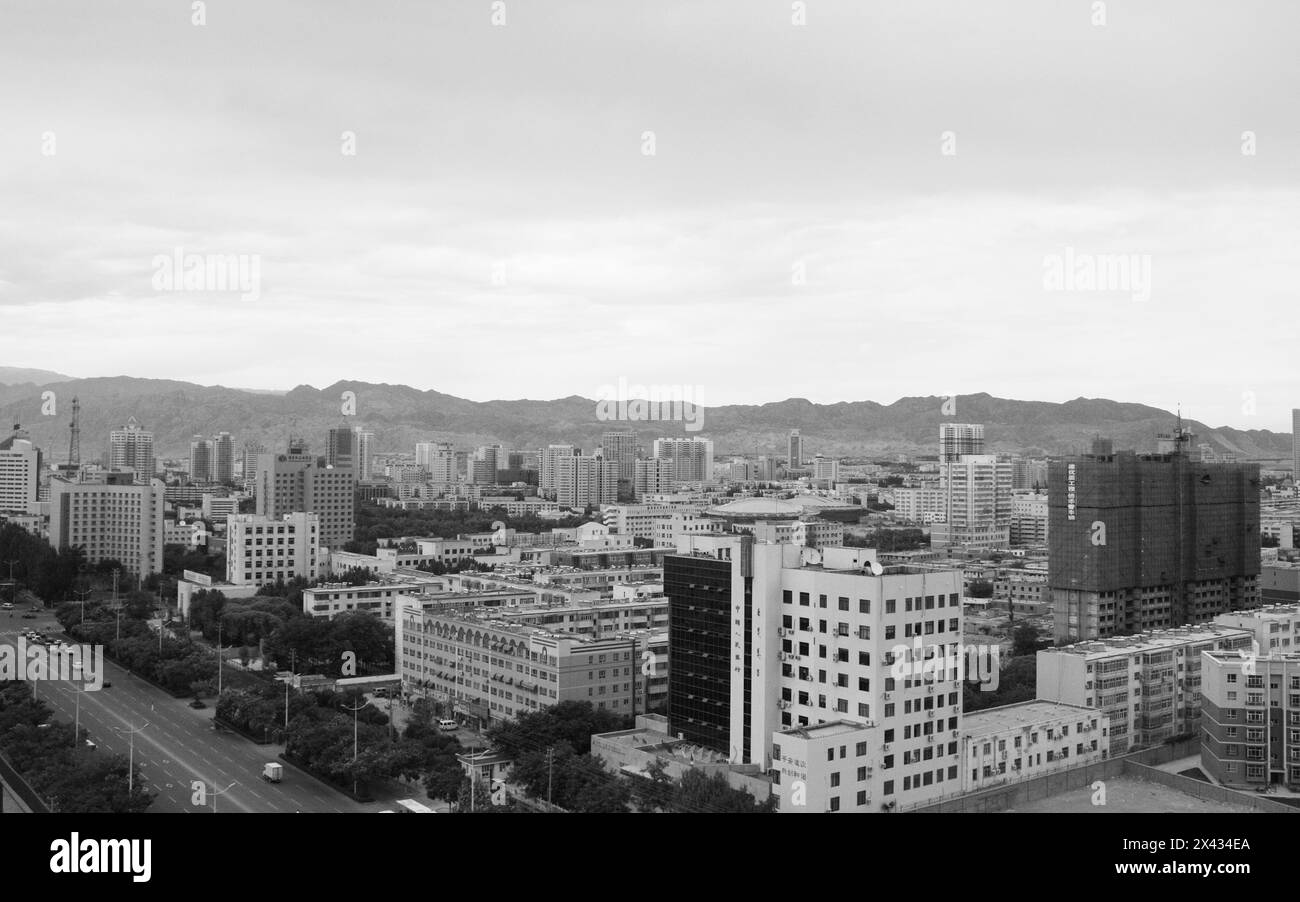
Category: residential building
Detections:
[
  {"x1": 554, "y1": 454, "x2": 617, "y2": 508},
  {"x1": 939, "y1": 423, "x2": 984, "y2": 463},
  {"x1": 634, "y1": 458, "x2": 676, "y2": 499},
  {"x1": 1036, "y1": 623, "x2": 1255, "y2": 756},
  {"x1": 961, "y1": 701, "x2": 1105, "y2": 793},
  {"x1": 601, "y1": 430, "x2": 638, "y2": 488},
  {"x1": 932, "y1": 455, "x2": 1012, "y2": 550},
  {"x1": 212, "y1": 432, "x2": 236, "y2": 484},
  {"x1": 201, "y1": 493, "x2": 239, "y2": 522},
  {"x1": 326, "y1": 426, "x2": 356, "y2": 470},
  {"x1": 1048, "y1": 433, "x2": 1261, "y2": 642},
  {"x1": 189, "y1": 436, "x2": 213, "y2": 482},
  {"x1": 787, "y1": 430, "x2": 804, "y2": 469},
  {"x1": 0, "y1": 431, "x2": 40, "y2": 513},
  {"x1": 1200, "y1": 650, "x2": 1300, "y2": 790},
  {"x1": 1009, "y1": 491, "x2": 1049, "y2": 546},
  {"x1": 540, "y1": 444, "x2": 577, "y2": 498},
  {"x1": 652, "y1": 437, "x2": 714, "y2": 485},
  {"x1": 108, "y1": 417, "x2": 155, "y2": 481}
]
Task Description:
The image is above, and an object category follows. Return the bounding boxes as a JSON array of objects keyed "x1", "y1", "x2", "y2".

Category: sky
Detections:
[{"x1": 1, "y1": 0, "x2": 1297, "y2": 431}]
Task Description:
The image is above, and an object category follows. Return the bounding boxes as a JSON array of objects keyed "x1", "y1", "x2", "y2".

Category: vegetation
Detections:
[
  {"x1": 962, "y1": 655, "x2": 1037, "y2": 713},
  {"x1": 843, "y1": 528, "x2": 930, "y2": 552},
  {"x1": 0, "y1": 682, "x2": 153, "y2": 812},
  {"x1": 342, "y1": 504, "x2": 588, "y2": 555},
  {"x1": 966, "y1": 579, "x2": 995, "y2": 599}
]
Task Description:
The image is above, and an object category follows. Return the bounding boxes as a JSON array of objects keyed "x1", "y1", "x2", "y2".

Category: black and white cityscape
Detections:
[{"x1": 0, "y1": 0, "x2": 1294, "y2": 881}]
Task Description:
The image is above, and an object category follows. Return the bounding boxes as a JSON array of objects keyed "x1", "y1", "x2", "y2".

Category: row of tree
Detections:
[
  {"x1": 0, "y1": 682, "x2": 153, "y2": 812},
  {"x1": 343, "y1": 504, "x2": 589, "y2": 556}
]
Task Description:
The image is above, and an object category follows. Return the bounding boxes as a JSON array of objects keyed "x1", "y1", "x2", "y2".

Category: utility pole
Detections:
[
  {"x1": 342, "y1": 698, "x2": 365, "y2": 798},
  {"x1": 113, "y1": 722, "x2": 148, "y2": 793},
  {"x1": 113, "y1": 569, "x2": 121, "y2": 641},
  {"x1": 216, "y1": 620, "x2": 223, "y2": 697}
]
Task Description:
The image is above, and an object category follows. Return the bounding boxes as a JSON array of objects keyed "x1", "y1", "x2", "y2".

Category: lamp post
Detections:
[
  {"x1": 341, "y1": 698, "x2": 365, "y2": 797},
  {"x1": 211, "y1": 781, "x2": 237, "y2": 814},
  {"x1": 113, "y1": 721, "x2": 148, "y2": 794}
]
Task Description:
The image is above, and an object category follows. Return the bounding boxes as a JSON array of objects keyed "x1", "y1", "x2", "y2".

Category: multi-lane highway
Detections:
[{"x1": 2, "y1": 611, "x2": 392, "y2": 814}]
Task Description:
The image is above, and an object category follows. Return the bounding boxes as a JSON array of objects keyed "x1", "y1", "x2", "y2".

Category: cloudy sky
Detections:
[{"x1": 1, "y1": 0, "x2": 1296, "y2": 430}]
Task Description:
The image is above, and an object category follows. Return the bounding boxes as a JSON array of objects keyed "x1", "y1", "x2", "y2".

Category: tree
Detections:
[
  {"x1": 629, "y1": 757, "x2": 674, "y2": 811},
  {"x1": 966, "y1": 579, "x2": 994, "y2": 599},
  {"x1": 671, "y1": 770, "x2": 774, "y2": 813},
  {"x1": 1011, "y1": 622, "x2": 1047, "y2": 658}
]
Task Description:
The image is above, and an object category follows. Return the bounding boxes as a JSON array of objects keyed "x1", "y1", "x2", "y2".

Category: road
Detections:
[{"x1": 2, "y1": 611, "x2": 390, "y2": 814}]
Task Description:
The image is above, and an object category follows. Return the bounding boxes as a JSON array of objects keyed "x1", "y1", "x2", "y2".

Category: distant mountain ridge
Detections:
[
  {"x1": 0, "y1": 366, "x2": 75, "y2": 386},
  {"x1": 0, "y1": 377, "x2": 1290, "y2": 464}
]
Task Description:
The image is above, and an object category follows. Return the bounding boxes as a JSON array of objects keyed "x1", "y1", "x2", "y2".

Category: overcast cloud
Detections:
[{"x1": 1, "y1": 0, "x2": 1296, "y2": 430}]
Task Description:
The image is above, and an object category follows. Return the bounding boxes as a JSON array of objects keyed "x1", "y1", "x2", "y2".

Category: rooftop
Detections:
[
  {"x1": 963, "y1": 701, "x2": 1099, "y2": 740},
  {"x1": 1046, "y1": 623, "x2": 1254, "y2": 658},
  {"x1": 777, "y1": 720, "x2": 872, "y2": 740}
]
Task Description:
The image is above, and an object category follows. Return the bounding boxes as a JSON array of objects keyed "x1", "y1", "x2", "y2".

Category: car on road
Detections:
[
  {"x1": 101, "y1": 681, "x2": 112, "y2": 689},
  {"x1": 438, "y1": 719, "x2": 459, "y2": 732},
  {"x1": 262, "y1": 762, "x2": 283, "y2": 783},
  {"x1": 2, "y1": 602, "x2": 13, "y2": 609},
  {"x1": 21, "y1": 613, "x2": 36, "y2": 619},
  {"x1": 189, "y1": 699, "x2": 206, "y2": 709},
  {"x1": 84, "y1": 739, "x2": 96, "y2": 751}
]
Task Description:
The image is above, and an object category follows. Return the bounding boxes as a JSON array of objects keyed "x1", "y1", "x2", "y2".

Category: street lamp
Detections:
[
  {"x1": 112, "y1": 721, "x2": 148, "y2": 794},
  {"x1": 341, "y1": 698, "x2": 365, "y2": 798},
  {"x1": 210, "y1": 781, "x2": 237, "y2": 814}
]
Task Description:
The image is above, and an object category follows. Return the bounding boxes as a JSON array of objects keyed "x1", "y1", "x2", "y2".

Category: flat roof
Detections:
[
  {"x1": 1046, "y1": 623, "x2": 1254, "y2": 658},
  {"x1": 964, "y1": 701, "x2": 1099, "y2": 740},
  {"x1": 777, "y1": 720, "x2": 871, "y2": 740}
]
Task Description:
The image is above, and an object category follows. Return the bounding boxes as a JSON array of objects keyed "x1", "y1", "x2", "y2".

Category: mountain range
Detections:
[{"x1": 0, "y1": 376, "x2": 1291, "y2": 464}]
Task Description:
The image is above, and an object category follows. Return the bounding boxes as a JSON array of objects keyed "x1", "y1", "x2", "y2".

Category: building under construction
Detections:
[{"x1": 1048, "y1": 428, "x2": 1260, "y2": 642}]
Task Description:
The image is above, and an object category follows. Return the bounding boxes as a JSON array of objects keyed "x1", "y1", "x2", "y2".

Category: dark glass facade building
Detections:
[{"x1": 665, "y1": 552, "x2": 736, "y2": 754}]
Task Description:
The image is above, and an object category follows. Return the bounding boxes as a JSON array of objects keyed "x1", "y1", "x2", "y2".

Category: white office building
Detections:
[{"x1": 226, "y1": 512, "x2": 321, "y2": 587}]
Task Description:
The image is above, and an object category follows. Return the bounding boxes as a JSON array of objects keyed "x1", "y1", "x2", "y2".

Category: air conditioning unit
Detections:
[
  {"x1": 882, "y1": 743, "x2": 891, "y2": 752},
  {"x1": 926, "y1": 685, "x2": 934, "y2": 694},
  {"x1": 927, "y1": 711, "x2": 934, "y2": 719},
  {"x1": 926, "y1": 736, "x2": 934, "y2": 744},
  {"x1": 951, "y1": 730, "x2": 959, "y2": 739},
  {"x1": 883, "y1": 692, "x2": 892, "y2": 700}
]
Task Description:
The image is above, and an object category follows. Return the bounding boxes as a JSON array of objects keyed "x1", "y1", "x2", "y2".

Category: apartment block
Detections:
[
  {"x1": 1048, "y1": 434, "x2": 1261, "y2": 641},
  {"x1": 108, "y1": 417, "x2": 155, "y2": 481},
  {"x1": 0, "y1": 432, "x2": 40, "y2": 513},
  {"x1": 961, "y1": 701, "x2": 1104, "y2": 793},
  {"x1": 1036, "y1": 623, "x2": 1254, "y2": 756},
  {"x1": 1200, "y1": 650, "x2": 1300, "y2": 789}
]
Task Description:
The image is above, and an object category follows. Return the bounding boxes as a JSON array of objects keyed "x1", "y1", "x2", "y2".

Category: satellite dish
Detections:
[{"x1": 800, "y1": 547, "x2": 823, "y2": 566}]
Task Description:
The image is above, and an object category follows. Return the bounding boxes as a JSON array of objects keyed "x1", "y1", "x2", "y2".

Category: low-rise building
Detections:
[
  {"x1": 226, "y1": 512, "x2": 320, "y2": 588},
  {"x1": 961, "y1": 700, "x2": 1104, "y2": 793},
  {"x1": 1036, "y1": 624, "x2": 1255, "y2": 756}
]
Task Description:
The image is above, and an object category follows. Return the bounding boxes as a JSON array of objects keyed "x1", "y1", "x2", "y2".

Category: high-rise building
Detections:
[
  {"x1": 664, "y1": 537, "x2": 967, "y2": 812},
  {"x1": 354, "y1": 429, "x2": 374, "y2": 481},
  {"x1": 652, "y1": 437, "x2": 713, "y2": 484},
  {"x1": 49, "y1": 471, "x2": 165, "y2": 577},
  {"x1": 189, "y1": 436, "x2": 213, "y2": 483},
  {"x1": 1293, "y1": 409, "x2": 1300, "y2": 485},
  {"x1": 109, "y1": 417, "x2": 155, "y2": 481},
  {"x1": 812, "y1": 456, "x2": 840, "y2": 483},
  {"x1": 226, "y1": 512, "x2": 320, "y2": 587},
  {"x1": 932, "y1": 454, "x2": 1013, "y2": 549},
  {"x1": 1048, "y1": 433, "x2": 1261, "y2": 642},
  {"x1": 416, "y1": 442, "x2": 456, "y2": 484},
  {"x1": 633, "y1": 458, "x2": 675, "y2": 499},
  {"x1": 540, "y1": 444, "x2": 577, "y2": 498},
  {"x1": 255, "y1": 443, "x2": 355, "y2": 550},
  {"x1": 554, "y1": 454, "x2": 616, "y2": 508},
  {"x1": 0, "y1": 430, "x2": 40, "y2": 513},
  {"x1": 601, "y1": 430, "x2": 638, "y2": 485},
  {"x1": 472, "y1": 444, "x2": 503, "y2": 484},
  {"x1": 241, "y1": 441, "x2": 266, "y2": 483},
  {"x1": 212, "y1": 432, "x2": 235, "y2": 484},
  {"x1": 939, "y1": 423, "x2": 984, "y2": 463},
  {"x1": 326, "y1": 426, "x2": 356, "y2": 470},
  {"x1": 787, "y1": 430, "x2": 804, "y2": 469}
]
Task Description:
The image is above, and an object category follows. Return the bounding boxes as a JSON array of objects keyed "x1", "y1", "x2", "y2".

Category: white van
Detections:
[{"x1": 438, "y1": 719, "x2": 458, "y2": 732}]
